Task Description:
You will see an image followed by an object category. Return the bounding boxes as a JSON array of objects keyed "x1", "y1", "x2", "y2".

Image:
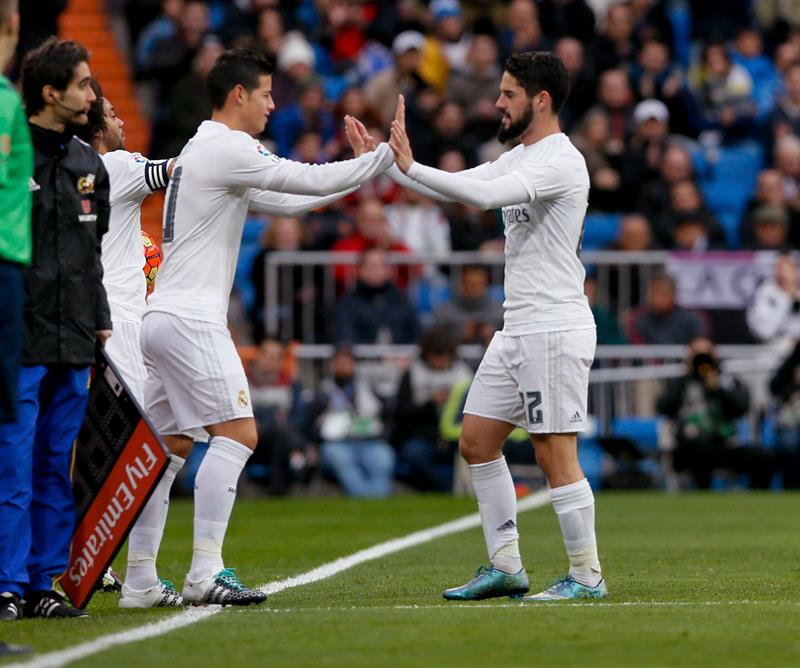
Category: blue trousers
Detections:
[
  {"x1": 0, "y1": 261, "x2": 23, "y2": 423},
  {"x1": 0, "y1": 364, "x2": 90, "y2": 595},
  {"x1": 320, "y1": 440, "x2": 395, "y2": 498}
]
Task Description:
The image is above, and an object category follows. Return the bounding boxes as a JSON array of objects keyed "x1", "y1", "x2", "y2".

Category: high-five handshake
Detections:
[{"x1": 344, "y1": 93, "x2": 413, "y2": 173}]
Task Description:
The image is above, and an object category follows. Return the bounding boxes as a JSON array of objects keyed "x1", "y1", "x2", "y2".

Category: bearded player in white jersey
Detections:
[
  {"x1": 140, "y1": 48, "x2": 394, "y2": 606},
  {"x1": 370, "y1": 51, "x2": 605, "y2": 601},
  {"x1": 73, "y1": 81, "x2": 186, "y2": 608}
]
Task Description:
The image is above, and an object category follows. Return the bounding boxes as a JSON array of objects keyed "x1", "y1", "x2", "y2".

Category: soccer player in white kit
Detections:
[
  {"x1": 141, "y1": 48, "x2": 395, "y2": 605},
  {"x1": 72, "y1": 81, "x2": 185, "y2": 608},
  {"x1": 384, "y1": 52, "x2": 606, "y2": 601}
]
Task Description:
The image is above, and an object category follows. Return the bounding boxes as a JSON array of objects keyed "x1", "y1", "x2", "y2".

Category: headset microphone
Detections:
[{"x1": 54, "y1": 98, "x2": 85, "y2": 114}]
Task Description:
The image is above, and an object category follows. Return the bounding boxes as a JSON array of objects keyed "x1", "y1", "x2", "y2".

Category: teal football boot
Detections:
[
  {"x1": 443, "y1": 565, "x2": 529, "y2": 601},
  {"x1": 521, "y1": 575, "x2": 607, "y2": 602}
]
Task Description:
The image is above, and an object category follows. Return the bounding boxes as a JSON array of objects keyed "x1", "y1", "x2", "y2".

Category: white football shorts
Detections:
[
  {"x1": 141, "y1": 311, "x2": 253, "y2": 437},
  {"x1": 463, "y1": 328, "x2": 596, "y2": 434},
  {"x1": 104, "y1": 319, "x2": 147, "y2": 405}
]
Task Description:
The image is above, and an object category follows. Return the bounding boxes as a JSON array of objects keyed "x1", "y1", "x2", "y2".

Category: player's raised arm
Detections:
[
  {"x1": 389, "y1": 96, "x2": 530, "y2": 211},
  {"x1": 198, "y1": 48, "x2": 394, "y2": 197},
  {"x1": 382, "y1": 95, "x2": 523, "y2": 208}
]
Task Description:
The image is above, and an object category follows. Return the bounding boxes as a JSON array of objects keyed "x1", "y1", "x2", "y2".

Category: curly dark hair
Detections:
[
  {"x1": 21, "y1": 36, "x2": 90, "y2": 116},
  {"x1": 504, "y1": 51, "x2": 571, "y2": 114},
  {"x1": 206, "y1": 47, "x2": 275, "y2": 110},
  {"x1": 71, "y1": 79, "x2": 105, "y2": 146}
]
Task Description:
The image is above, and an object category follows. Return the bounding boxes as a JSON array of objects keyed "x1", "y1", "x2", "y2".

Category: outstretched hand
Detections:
[
  {"x1": 389, "y1": 95, "x2": 413, "y2": 173},
  {"x1": 344, "y1": 115, "x2": 376, "y2": 157}
]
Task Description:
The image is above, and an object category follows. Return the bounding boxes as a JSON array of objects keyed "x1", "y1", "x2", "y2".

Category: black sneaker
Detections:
[
  {"x1": 23, "y1": 590, "x2": 89, "y2": 618},
  {"x1": 0, "y1": 592, "x2": 23, "y2": 621}
]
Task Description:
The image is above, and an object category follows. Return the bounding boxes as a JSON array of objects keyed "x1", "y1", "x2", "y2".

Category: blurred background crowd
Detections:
[{"x1": 13, "y1": 0, "x2": 800, "y2": 496}]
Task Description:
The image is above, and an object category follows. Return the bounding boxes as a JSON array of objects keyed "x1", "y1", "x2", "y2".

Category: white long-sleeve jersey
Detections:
[
  {"x1": 146, "y1": 120, "x2": 393, "y2": 324},
  {"x1": 394, "y1": 132, "x2": 594, "y2": 335},
  {"x1": 101, "y1": 150, "x2": 170, "y2": 323}
]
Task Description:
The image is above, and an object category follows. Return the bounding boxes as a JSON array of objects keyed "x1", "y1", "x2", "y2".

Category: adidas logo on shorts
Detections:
[{"x1": 569, "y1": 411, "x2": 582, "y2": 424}]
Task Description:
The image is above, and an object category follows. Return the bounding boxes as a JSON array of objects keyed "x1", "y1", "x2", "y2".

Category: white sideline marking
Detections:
[{"x1": 8, "y1": 491, "x2": 551, "y2": 668}]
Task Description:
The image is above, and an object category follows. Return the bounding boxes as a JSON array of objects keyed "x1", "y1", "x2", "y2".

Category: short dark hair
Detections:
[
  {"x1": 206, "y1": 47, "x2": 274, "y2": 110},
  {"x1": 71, "y1": 79, "x2": 105, "y2": 146},
  {"x1": 503, "y1": 51, "x2": 570, "y2": 114},
  {"x1": 420, "y1": 324, "x2": 458, "y2": 360},
  {"x1": 21, "y1": 37, "x2": 90, "y2": 116}
]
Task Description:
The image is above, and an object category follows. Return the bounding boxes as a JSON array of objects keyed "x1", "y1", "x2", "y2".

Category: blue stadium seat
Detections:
[
  {"x1": 611, "y1": 416, "x2": 661, "y2": 452},
  {"x1": 717, "y1": 211, "x2": 741, "y2": 248},
  {"x1": 700, "y1": 180, "x2": 749, "y2": 216},
  {"x1": 667, "y1": 2, "x2": 692, "y2": 67},
  {"x1": 712, "y1": 143, "x2": 763, "y2": 188},
  {"x1": 581, "y1": 213, "x2": 621, "y2": 251},
  {"x1": 409, "y1": 279, "x2": 451, "y2": 315}
]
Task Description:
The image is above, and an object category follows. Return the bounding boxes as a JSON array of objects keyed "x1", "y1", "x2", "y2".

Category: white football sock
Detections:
[
  {"x1": 188, "y1": 437, "x2": 252, "y2": 582},
  {"x1": 470, "y1": 457, "x2": 522, "y2": 574},
  {"x1": 550, "y1": 478, "x2": 602, "y2": 587},
  {"x1": 125, "y1": 454, "x2": 185, "y2": 590}
]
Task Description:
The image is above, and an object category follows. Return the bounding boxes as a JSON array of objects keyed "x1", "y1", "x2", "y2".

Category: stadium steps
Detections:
[{"x1": 58, "y1": 0, "x2": 163, "y2": 241}]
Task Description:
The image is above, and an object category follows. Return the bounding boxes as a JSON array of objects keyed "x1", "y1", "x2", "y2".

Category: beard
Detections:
[{"x1": 497, "y1": 105, "x2": 533, "y2": 143}]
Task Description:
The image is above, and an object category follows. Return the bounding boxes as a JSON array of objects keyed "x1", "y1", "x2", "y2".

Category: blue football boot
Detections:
[
  {"x1": 443, "y1": 565, "x2": 529, "y2": 601},
  {"x1": 521, "y1": 575, "x2": 607, "y2": 602}
]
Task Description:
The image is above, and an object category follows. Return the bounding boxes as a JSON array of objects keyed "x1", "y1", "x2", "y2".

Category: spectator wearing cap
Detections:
[
  {"x1": 418, "y1": 0, "x2": 470, "y2": 90},
  {"x1": 743, "y1": 205, "x2": 793, "y2": 251},
  {"x1": 620, "y1": 98, "x2": 671, "y2": 205},
  {"x1": 364, "y1": 30, "x2": 425, "y2": 127},
  {"x1": 271, "y1": 31, "x2": 316, "y2": 110}
]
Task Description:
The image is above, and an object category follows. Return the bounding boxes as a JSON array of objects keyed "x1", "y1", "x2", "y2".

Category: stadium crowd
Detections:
[{"x1": 9, "y1": 0, "x2": 800, "y2": 496}]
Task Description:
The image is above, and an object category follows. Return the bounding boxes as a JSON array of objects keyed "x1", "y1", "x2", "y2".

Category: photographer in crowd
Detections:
[{"x1": 657, "y1": 337, "x2": 773, "y2": 489}]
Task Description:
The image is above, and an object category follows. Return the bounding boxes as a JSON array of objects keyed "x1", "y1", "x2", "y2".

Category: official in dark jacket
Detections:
[{"x1": 0, "y1": 38, "x2": 110, "y2": 621}]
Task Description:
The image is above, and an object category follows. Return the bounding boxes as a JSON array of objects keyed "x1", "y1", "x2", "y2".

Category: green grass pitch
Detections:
[{"x1": 2, "y1": 492, "x2": 798, "y2": 667}]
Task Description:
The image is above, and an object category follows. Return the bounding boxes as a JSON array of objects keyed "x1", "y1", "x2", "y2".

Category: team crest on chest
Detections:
[{"x1": 77, "y1": 173, "x2": 96, "y2": 194}]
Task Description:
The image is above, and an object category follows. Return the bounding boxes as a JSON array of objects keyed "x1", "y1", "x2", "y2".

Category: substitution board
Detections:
[{"x1": 62, "y1": 347, "x2": 169, "y2": 608}]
